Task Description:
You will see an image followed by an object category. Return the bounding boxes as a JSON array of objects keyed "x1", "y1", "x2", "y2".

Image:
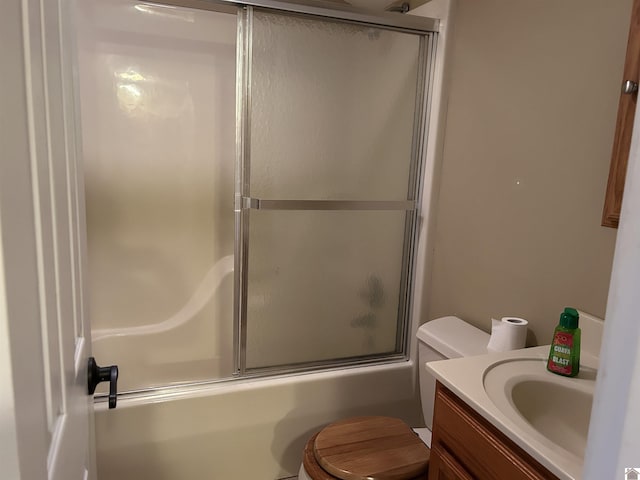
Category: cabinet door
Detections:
[
  {"x1": 431, "y1": 382, "x2": 557, "y2": 480},
  {"x1": 429, "y1": 445, "x2": 474, "y2": 480}
]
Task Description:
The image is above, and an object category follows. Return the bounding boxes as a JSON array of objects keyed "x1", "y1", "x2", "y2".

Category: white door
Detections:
[{"x1": 0, "y1": 0, "x2": 97, "y2": 479}]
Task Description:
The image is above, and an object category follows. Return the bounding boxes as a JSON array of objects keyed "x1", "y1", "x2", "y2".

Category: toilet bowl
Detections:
[{"x1": 298, "y1": 316, "x2": 489, "y2": 480}]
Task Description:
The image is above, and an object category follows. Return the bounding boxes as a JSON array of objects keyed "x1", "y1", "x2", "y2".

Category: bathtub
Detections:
[{"x1": 94, "y1": 360, "x2": 423, "y2": 480}]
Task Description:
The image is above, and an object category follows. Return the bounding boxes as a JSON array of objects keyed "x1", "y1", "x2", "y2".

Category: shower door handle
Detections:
[{"x1": 87, "y1": 357, "x2": 119, "y2": 409}]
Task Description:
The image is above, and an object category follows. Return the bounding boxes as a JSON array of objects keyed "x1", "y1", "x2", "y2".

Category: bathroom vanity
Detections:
[
  {"x1": 429, "y1": 382, "x2": 556, "y2": 479},
  {"x1": 426, "y1": 344, "x2": 598, "y2": 480}
]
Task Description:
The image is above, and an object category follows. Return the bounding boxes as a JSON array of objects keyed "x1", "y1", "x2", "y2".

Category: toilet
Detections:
[{"x1": 298, "y1": 316, "x2": 490, "y2": 480}]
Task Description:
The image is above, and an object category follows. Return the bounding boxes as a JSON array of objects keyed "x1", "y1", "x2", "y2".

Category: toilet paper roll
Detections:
[{"x1": 486, "y1": 317, "x2": 528, "y2": 352}]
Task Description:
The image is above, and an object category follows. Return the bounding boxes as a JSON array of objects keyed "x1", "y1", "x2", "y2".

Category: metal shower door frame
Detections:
[{"x1": 233, "y1": 3, "x2": 437, "y2": 377}]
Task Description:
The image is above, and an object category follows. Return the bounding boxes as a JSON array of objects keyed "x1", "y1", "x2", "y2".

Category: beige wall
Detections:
[{"x1": 427, "y1": 0, "x2": 631, "y2": 345}]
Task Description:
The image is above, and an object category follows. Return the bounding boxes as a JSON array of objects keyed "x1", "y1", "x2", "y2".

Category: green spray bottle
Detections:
[{"x1": 547, "y1": 307, "x2": 581, "y2": 377}]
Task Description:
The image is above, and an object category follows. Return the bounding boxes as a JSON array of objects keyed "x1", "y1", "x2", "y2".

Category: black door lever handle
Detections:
[{"x1": 87, "y1": 357, "x2": 119, "y2": 409}]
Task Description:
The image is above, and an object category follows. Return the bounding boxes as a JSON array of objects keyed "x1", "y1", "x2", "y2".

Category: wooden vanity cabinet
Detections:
[{"x1": 429, "y1": 382, "x2": 558, "y2": 480}]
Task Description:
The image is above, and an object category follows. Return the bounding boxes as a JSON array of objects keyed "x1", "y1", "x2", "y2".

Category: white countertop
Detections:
[{"x1": 426, "y1": 346, "x2": 598, "y2": 480}]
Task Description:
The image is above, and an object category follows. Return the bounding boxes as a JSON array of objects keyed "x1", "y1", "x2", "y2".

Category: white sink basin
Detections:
[{"x1": 483, "y1": 358, "x2": 596, "y2": 459}]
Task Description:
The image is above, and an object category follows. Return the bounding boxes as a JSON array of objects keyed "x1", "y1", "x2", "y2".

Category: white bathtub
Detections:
[{"x1": 95, "y1": 360, "x2": 423, "y2": 480}]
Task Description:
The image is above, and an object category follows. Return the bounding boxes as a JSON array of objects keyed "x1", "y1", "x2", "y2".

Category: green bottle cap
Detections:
[{"x1": 559, "y1": 307, "x2": 579, "y2": 329}]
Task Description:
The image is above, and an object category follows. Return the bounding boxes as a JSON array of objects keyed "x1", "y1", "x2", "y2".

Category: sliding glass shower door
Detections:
[
  {"x1": 239, "y1": 10, "x2": 428, "y2": 372},
  {"x1": 78, "y1": 0, "x2": 433, "y2": 395},
  {"x1": 78, "y1": 0, "x2": 238, "y2": 392}
]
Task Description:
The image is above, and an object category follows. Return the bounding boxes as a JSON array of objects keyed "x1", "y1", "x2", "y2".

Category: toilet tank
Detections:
[{"x1": 416, "y1": 316, "x2": 489, "y2": 429}]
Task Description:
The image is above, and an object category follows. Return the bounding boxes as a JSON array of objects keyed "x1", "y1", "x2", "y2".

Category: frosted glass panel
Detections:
[
  {"x1": 246, "y1": 210, "x2": 407, "y2": 369},
  {"x1": 77, "y1": 0, "x2": 237, "y2": 392},
  {"x1": 250, "y1": 11, "x2": 421, "y2": 201}
]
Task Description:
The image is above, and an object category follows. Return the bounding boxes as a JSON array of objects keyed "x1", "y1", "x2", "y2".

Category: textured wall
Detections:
[{"x1": 427, "y1": 0, "x2": 632, "y2": 345}]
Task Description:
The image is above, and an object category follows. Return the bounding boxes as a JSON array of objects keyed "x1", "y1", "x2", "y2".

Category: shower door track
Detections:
[{"x1": 156, "y1": 0, "x2": 439, "y2": 34}]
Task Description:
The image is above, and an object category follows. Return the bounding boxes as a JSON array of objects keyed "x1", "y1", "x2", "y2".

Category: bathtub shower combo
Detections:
[
  {"x1": 81, "y1": 0, "x2": 436, "y2": 394},
  {"x1": 78, "y1": 0, "x2": 439, "y2": 478}
]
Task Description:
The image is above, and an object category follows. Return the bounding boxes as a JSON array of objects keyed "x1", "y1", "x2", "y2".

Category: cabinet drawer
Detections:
[{"x1": 430, "y1": 382, "x2": 557, "y2": 480}]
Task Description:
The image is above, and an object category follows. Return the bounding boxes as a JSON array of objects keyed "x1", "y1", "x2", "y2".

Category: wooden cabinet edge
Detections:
[
  {"x1": 602, "y1": 0, "x2": 640, "y2": 229},
  {"x1": 603, "y1": 92, "x2": 635, "y2": 229}
]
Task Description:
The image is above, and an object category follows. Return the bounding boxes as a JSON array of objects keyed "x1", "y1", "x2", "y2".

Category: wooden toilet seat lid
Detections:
[{"x1": 312, "y1": 416, "x2": 430, "y2": 480}]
